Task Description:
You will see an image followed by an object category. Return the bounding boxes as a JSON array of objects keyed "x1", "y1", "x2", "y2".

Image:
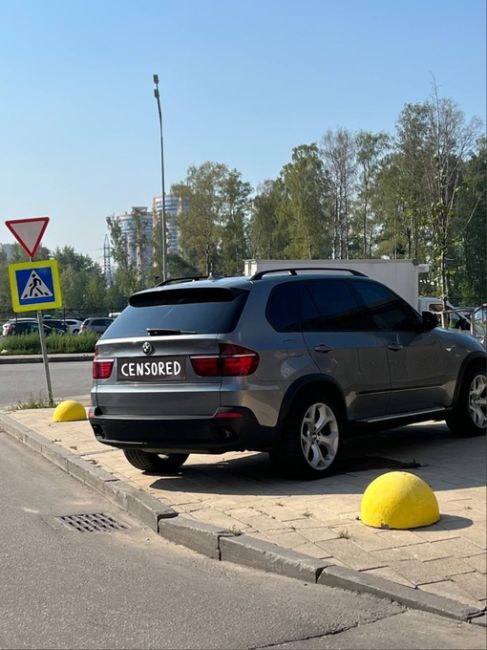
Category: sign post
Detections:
[{"x1": 5, "y1": 217, "x2": 59, "y2": 406}]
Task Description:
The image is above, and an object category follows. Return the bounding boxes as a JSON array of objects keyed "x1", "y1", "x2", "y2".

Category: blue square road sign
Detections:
[{"x1": 8, "y1": 259, "x2": 63, "y2": 313}]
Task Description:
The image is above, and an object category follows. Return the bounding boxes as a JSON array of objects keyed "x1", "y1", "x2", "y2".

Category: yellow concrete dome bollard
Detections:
[
  {"x1": 360, "y1": 471, "x2": 440, "y2": 530},
  {"x1": 52, "y1": 400, "x2": 87, "y2": 422}
]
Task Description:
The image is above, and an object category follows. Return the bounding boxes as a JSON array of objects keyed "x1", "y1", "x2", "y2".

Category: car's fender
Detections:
[{"x1": 277, "y1": 373, "x2": 348, "y2": 431}]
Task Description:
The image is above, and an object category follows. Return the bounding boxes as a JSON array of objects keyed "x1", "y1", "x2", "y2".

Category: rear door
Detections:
[{"x1": 300, "y1": 279, "x2": 391, "y2": 421}]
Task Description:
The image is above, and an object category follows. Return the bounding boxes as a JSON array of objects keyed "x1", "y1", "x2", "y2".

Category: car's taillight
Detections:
[
  {"x1": 189, "y1": 355, "x2": 221, "y2": 376},
  {"x1": 92, "y1": 357, "x2": 114, "y2": 379},
  {"x1": 190, "y1": 344, "x2": 259, "y2": 377}
]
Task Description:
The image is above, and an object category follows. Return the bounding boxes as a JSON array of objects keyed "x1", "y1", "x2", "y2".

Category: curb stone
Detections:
[
  {"x1": 0, "y1": 411, "x2": 485, "y2": 623},
  {"x1": 318, "y1": 565, "x2": 481, "y2": 622},
  {"x1": 219, "y1": 534, "x2": 333, "y2": 582},
  {"x1": 158, "y1": 517, "x2": 234, "y2": 560}
]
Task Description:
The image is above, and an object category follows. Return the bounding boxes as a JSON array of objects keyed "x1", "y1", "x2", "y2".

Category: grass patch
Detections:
[
  {"x1": 11, "y1": 393, "x2": 58, "y2": 409},
  {"x1": 0, "y1": 332, "x2": 98, "y2": 355}
]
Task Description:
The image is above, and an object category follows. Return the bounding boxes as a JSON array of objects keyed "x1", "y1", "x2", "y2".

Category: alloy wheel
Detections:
[
  {"x1": 468, "y1": 374, "x2": 487, "y2": 429},
  {"x1": 300, "y1": 402, "x2": 339, "y2": 471}
]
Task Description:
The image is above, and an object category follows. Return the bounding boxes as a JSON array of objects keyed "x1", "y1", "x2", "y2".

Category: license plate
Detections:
[{"x1": 117, "y1": 356, "x2": 186, "y2": 382}]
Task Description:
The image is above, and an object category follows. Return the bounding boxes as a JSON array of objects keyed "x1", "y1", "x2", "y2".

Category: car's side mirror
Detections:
[{"x1": 422, "y1": 311, "x2": 438, "y2": 331}]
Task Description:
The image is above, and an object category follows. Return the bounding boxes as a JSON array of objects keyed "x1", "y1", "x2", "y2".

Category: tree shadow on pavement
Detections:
[{"x1": 148, "y1": 422, "x2": 486, "y2": 496}]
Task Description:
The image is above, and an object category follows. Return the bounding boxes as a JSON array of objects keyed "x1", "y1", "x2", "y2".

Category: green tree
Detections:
[
  {"x1": 220, "y1": 170, "x2": 252, "y2": 275},
  {"x1": 106, "y1": 213, "x2": 149, "y2": 298},
  {"x1": 172, "y1": 162, "x2": 227, "y2": 274},
  {"x1": 321, "y1": 129, "x2": 356, "y2": 259},
  {"x1": 421, "y1": 92, "x2": 482, "y2": 305},
  {"x1": 372, "y1": 152, "x2": 417, "y2": 259},
  {"x1": 276, "y1": 144, "x2": 332, "y2": 259},
  {"x1": 452, "y1": 138, "x2": 487, "y2": 304},
  {"x1": 249, "y1": 180, "x2": 284, "y2": 259},
  {"x1": 353, "y1": 131, "x2": 390, "y2": 257},
  {"x1": 384, "y1": 95, "x2": 482, "y2": 303},
  {"x1": 173, "y1": 162, "x2": 253, "y2": 276},
  {"x1": 166, "y1": 253, "x2": 199, "y2": 280},
  {"x1": 54, "y1": 246, "x2": 107, "y2": 316}
]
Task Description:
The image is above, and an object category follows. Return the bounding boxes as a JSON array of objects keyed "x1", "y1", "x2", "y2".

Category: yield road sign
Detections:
[
  {"x1": 8, "y1": 259, "x2": 62, "y2": 313},
  {"x1": 5, "y1": 217, "x2": 49, "y2": 258}
]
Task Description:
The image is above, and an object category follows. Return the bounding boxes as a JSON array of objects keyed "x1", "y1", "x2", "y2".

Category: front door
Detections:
[{"x1": 350, "y1": 280, "x2": 448, "y2": 415}]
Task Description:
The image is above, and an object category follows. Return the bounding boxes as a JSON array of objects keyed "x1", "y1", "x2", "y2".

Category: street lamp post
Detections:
[{"x1": 153, "y1": 74, "x2": 167, "y2": 282}]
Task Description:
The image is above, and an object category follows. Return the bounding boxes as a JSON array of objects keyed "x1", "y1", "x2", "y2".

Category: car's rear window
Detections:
[{"x1": 102, "y1": 287, "x2": 249, "y2": 338}]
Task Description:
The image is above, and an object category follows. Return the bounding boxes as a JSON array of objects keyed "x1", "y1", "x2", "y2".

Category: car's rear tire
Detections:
[
  {"x1": 446, "y1": 367, "x2": 486, "y2": 437},
  {"x1": 271, "y1": 391, "x2": 342, "y2": 479},
  {"x1": 123, "y1": 449, "x2": 189, "y2": 472}
]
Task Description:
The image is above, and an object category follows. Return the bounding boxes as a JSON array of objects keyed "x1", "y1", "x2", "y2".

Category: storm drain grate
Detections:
[{"x1": 57, "y1": 513, "x2": 127, "y2": 533}]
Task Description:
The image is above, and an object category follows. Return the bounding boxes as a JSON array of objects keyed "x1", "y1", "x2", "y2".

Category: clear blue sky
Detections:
[{"x1": 0, "y1": 0, "x2": 485, "y2": 265}]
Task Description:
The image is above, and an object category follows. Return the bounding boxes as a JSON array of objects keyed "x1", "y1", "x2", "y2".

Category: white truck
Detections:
[{"x1": 243, "y1": 259, "x2": 429, "y2": 310}]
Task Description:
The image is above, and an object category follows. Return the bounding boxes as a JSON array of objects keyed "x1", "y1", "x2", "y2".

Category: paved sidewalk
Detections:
[{"x1": 2, "y1": 408, "x2": 486, "y2": 610}]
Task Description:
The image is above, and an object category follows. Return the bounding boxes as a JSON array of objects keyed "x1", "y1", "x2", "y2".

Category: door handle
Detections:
[
  {"x1": 387, "y1": 344, "x2": 403, "y2": 351},
  {"x1": 314, "y1": 344, "x2": 333, "y2": 354}
]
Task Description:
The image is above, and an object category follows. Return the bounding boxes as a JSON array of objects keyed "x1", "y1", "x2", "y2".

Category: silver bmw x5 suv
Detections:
[{"x1": 89, "y1": 269, "x2": 486, "y2": 479}]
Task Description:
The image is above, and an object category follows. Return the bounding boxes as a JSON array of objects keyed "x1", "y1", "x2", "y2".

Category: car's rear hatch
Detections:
[{"x1": 92, "y1": 283, "x2": 249, "y2": 418}]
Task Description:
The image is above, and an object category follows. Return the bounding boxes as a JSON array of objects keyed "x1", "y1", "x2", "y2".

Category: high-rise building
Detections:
[
  {"x1": 152, "y1": 193, "x2": 188, "y2": 255},
  {"x1": 113, "y1": 207, "x2": 153, "y2": 277}
]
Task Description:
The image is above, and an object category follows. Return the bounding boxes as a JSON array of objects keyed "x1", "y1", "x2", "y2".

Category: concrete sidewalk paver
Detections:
[{"x1": 2, "y1": 408, "x2": 485, "y2": 610}]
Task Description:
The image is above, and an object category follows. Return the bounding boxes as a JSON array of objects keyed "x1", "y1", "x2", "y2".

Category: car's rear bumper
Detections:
[{"x1": 88, "y1": 406, "x2": 277, "y2": 454}]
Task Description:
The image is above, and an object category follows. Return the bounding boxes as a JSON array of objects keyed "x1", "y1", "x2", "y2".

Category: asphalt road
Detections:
[
  {"x1": 0, "y1": 361, "x2": 92, "y2": 407},
  {"x1": 0, "y1": 432, "x2": 485, "y2": 649}
]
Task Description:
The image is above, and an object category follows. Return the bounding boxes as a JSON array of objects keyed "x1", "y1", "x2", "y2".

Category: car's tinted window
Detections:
[
  {"x1": 44, "y1": 319, "x2": 66, "y2": 329},
  {"x1": 352, "y1": 280, "x2": 420, "y2": 331},
  {"x1": 104, "y1": 288, "x2": 249, "y2": 338},
  {"x1": 16, "y1": 322, "x2": 38, "y2": 333},
  {"x1": 266, "y1": 282, "x2": 302, "y2": 332},
  {"x1": 301, "y1": 279, "x2": 368, "y2": 331}
]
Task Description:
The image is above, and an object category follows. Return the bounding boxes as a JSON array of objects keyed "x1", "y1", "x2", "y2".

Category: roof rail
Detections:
[{"x1": 250, "y1": 267, "x2": 367, "y2": 280}]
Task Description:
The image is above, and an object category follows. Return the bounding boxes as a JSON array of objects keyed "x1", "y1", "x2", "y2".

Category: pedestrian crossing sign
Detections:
[{"x1": 8, "y1": 259, "x2": 62, "y2": 313}]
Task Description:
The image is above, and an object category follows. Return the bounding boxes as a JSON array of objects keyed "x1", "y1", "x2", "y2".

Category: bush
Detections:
[{"x1": 0, "y1": 332, "x2": 98, "y2": 355}]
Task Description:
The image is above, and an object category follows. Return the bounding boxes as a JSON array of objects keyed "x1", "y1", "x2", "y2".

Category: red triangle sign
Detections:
[{"x1": 5, "y1": 217, "x2": 50, "y2": 257}]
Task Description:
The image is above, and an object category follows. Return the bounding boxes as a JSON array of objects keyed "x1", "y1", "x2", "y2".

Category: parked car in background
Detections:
[
  {"x1": 4, "y1": 320, "x2": 64, "y2": 336},
  {"x1": 474, "y1": 304, "x2": 487, "y2": 326},
  {"x1": 79, "y1": 317, "x2": 114, "y2": 335},
  {"x1": 89, "y1": 269, "x2": 486, "y2": 479},
  {"x1": 473, "y1": 303, "x2": 487, "y2": 349},
  {"x1": 2, "y1": 318, "x2": 37, "y2": 336},
  {"x1": 43, "y1": 318, "x2": 68, "y2": 333},
  {"x1": 64, "y1": 318, "x2": 83, "y2": 334}
]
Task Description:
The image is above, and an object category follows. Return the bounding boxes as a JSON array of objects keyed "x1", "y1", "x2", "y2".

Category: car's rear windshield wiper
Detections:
[{"x1": 146, "y1": 328, "x2": 196, "y2": 336}]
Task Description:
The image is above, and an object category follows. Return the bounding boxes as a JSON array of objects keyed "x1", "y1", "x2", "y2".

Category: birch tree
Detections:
[{"x1": 321, "y1": 129, "x2": 356, "y2": 259}]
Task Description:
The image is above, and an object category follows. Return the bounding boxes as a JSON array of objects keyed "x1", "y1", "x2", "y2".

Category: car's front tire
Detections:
[
  {"x1": 123, "y1": 449, "x2": 189, "y2": 472},
  {"x1": 271, "y1": 391, "x2": 342, "y2": 479},
  {"x1": 446, "y1": 367, "x2": 486, "y2": 437}
]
